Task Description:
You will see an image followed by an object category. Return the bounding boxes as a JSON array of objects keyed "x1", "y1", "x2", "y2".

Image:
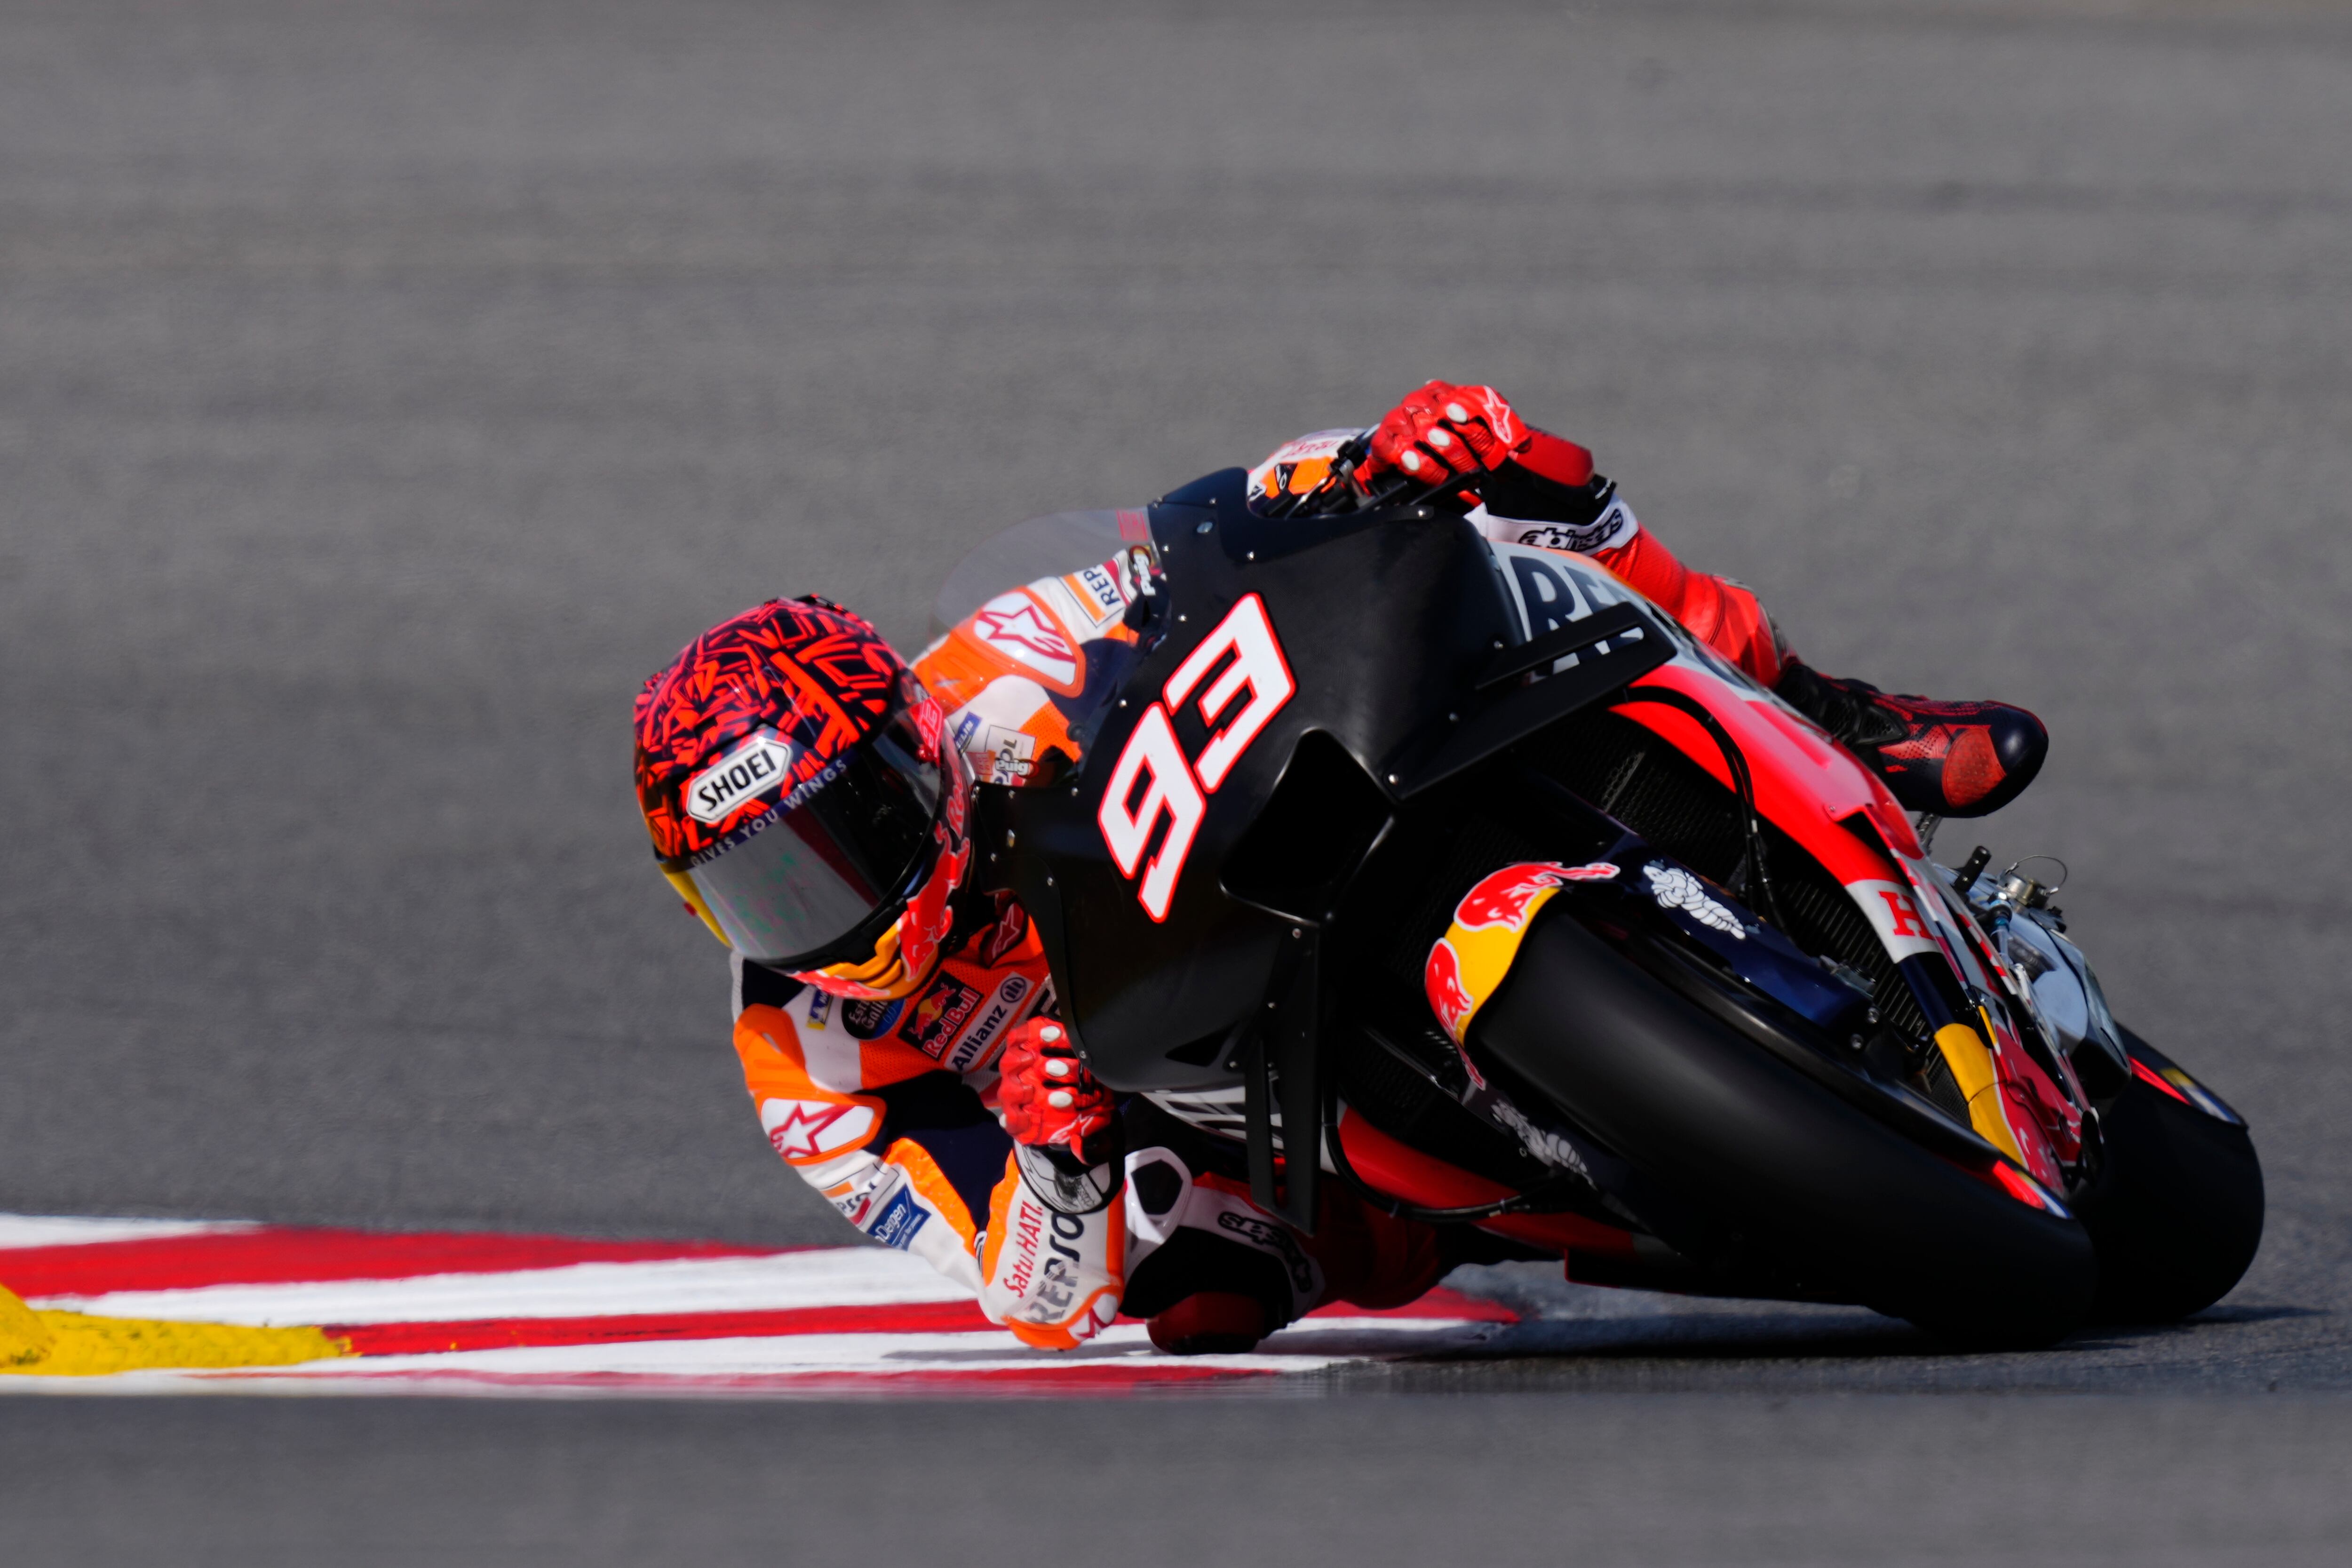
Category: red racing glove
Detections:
[
  {"x1": 1362, "y1": 381, "x2": 1595, "y2": 491},
  {"x1": 997, "y1": 1019, "x2": 1119, "y2": 1165}
]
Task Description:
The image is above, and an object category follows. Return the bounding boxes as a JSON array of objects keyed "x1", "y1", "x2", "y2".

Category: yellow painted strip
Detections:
[
  {"x1": 1, "y1": 1284, "x2": 55, "y2": 1367},
  {"x1": 0, "y1": 1294, "x2": 349, "y2": 1379},
  {"x1": 1933, "y1": 1020, "x2": 2028, "y2": 1166}
]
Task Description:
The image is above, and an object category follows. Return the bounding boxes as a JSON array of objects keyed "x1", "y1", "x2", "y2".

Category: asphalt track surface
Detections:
[{"x1": 5, "y1": 0, "x2": 2352, "y2": 1561}]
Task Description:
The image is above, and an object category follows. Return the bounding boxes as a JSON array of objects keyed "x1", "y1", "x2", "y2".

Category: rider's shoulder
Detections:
[{"x1": 915, "y1": 543, "x2": 1159, "y2": 790}]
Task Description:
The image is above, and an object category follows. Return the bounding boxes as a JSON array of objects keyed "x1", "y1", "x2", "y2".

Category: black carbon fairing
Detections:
[{"x1": 995, "y1": 468, "x2": 1668, "y2": 1094}]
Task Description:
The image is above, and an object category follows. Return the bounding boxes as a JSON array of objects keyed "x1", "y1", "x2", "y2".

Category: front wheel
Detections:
[
  {"x1": 1476, "y1": 909, "x2": 2098, "y2": 1349},
  {"x1": 2073, "y1": 1027, "x2": 2264, "y2": 1323}
]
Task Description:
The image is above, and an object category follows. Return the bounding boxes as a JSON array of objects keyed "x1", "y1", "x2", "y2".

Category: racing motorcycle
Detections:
[{"x1": 934, "y1": 454, "x2": 2263, "y2": 1348}]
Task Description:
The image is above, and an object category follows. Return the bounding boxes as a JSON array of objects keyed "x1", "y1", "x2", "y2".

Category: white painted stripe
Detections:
[
  {"x1": 0, "y1": 1215, "x2": 254, "y2": 1250},
  {"x1": 33, "y1": 1248, "x2": 968, "y2": 1326}
]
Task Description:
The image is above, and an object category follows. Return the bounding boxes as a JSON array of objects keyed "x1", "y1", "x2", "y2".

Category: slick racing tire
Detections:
[
  {"x1": 1476, "y1": 909, "x2": 2098, "y2": 1350},
  {"x1": 2074, "y1": 1027, "x2": 2264, "y2": 1324}
]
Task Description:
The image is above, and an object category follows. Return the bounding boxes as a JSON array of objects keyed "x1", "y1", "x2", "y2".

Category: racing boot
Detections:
[
  {"x1": 1774, "y1": 660, "x2": 2047, "y2": 817},
  {"x1": 1147, "y1": 1292, "x2": 1268, "y2": 1356}
]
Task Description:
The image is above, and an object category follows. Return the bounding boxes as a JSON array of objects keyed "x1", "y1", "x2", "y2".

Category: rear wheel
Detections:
[
  {"x1": 2074, "y1": 1027, "x2": 2264, "y2": 1323},
  {"x1": 1477, "y1": 908, "x2": 2098, "y2": 1349}
]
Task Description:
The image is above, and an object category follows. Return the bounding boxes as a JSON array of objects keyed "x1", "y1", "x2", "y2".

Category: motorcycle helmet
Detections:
[{"x1": 633, "y1": 596, "x2": 972, "y2": 999}]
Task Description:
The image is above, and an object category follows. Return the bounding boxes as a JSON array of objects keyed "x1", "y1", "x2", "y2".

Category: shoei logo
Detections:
[
  {"x1": 685, "y1": 730, "x2": 796, "y2": 825},
  {"x1": 1097, "y1": 594, "x2": 1295, "y2": 922}
]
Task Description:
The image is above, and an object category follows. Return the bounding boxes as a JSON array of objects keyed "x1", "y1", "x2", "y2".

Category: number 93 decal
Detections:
[{"x1": 1096, "y1": 594, "x2": 1295, "y2": 921}]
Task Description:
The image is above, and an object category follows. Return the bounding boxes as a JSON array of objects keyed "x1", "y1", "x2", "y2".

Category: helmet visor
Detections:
[{"x1": 668, "y1": 713, "x2": 945, "y2": 967}]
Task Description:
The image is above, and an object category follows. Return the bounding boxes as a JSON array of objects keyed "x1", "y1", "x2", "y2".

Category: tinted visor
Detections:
[{"x1": 670, "y1": 713, "x2": 945, "y2": 967}]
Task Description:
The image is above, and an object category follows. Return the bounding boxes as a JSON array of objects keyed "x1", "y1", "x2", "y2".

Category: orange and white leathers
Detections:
[
  {"x1": 730, "y1": 916, "x2": 1128, "y2": 1350},
  {"x1": 727, "y1": 547, "x2": 1161, "y2": 1350}
]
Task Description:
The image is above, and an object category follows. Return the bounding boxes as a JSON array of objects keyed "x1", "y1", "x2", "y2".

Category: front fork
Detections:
[{"x1": 1895, "y1": 852, "x2": 2095, "y2": 1199}]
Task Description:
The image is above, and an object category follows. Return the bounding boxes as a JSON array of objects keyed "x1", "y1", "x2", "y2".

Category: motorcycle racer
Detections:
[
  {"x1": 631, "y1": 383, "x2": 2050, "y2": 1353},
  {"x1": 635, "y1": 594, "x2": 1469, "y2": 1353}
]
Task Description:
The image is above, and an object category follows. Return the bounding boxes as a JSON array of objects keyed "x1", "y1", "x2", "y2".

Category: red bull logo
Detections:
[
  {"x1": 1425, "y1": 938, "x2": 1475, "y2": 1041},
  {"x1": 1453, "y1": 860, "x2": 1619, "y2": 931},
  {"x1": 1423, "y1": 861, "x2": 1618, "y2": 1045}
]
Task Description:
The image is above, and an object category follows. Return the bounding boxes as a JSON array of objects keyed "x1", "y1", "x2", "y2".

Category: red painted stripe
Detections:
[
  {"x1": 0, "y1": 1227, "x2": 789, "y2": 1297},
  {"x1": 331, "y1": 1300, "x2": 996, "y2": 1355},
  {"x1": 329, "y1": 1288, "x2": 1507, "y2": 1357},
  {"x1": 1304, "y1": 1287, "x2": 1517, "y2": 1324}
]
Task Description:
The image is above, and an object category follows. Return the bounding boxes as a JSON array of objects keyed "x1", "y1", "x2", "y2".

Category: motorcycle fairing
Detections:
[
  {"x1": 1000, "y1": 468, "x2": 1671, "y2": 1095},
  {"x1": 1491, "y1": 545, "x2": 2087, "y2": 1192},
  {"x1": 992, "y1": 467, "x2": 2080, "y2": 1226}
]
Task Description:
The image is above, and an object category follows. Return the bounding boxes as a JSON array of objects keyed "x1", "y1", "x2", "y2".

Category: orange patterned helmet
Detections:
[{"x1": 633, "y1": 597, "x2": 971, "y2": 984}]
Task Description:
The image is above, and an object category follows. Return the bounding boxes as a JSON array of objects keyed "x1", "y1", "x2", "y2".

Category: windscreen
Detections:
[{"x1": 930, "y1": 509, "x2": 1152, "y2": 640}]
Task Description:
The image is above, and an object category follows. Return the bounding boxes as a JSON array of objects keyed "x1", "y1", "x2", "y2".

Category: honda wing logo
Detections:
[{"x1": 1097, "y1": 594, "x2": 1295, "y2": 921}]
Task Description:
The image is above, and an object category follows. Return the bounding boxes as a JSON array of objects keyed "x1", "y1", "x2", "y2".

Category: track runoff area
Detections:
[{"x1": 0, "y1": 1215, "x2": 1512, "y2": 1395}]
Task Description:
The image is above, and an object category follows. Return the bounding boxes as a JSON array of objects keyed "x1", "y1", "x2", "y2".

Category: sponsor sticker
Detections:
[
  {"x1": 901, "y1": 976, "x2": 985, "y2": 1059},
  {"x1": 1484, "y1": 543, "x2": 1646, "y2": 663},
  {"x1": 977, "y1": 897, "x2": 1031, "y2": 965},
  {"x1": 803, "y1": 989, "x2": 834, "y2": 1033},
  {"x1": 1066, "y1": 562, "x2": 1128, "y2": 628},
  {"x1": 944, "y1": 972, "x2": 1034, "y2": 1072},
  {"x1": 760, "y1": 1098, "x2": 877, "y2": 1163},
  {"x1": 1113, "y1": 544, "x2": 1157, "y2": 603},
  {"x1": 825, "y1": 1160, "x2": 895, "y2": 1227},
  {"x1": 1425, "y1": 861, "x2": 1618, "y2": 1049},
  {"x1": 683, "y1": 729, "x2": 796, "y2": 826},
  {"x1": 1425, "y1": 938, "x2": 1478, "y2": 1053},
  {"x1": 1510, "y1": 496, "x2": 1639, "y2": 556},
  {"x1": 842, "y1": 997, "x2": 905, "y2": 1041},
  {"x1": 976, "y1": 723, "x2": 1038, "y2": 785},
  {"x1": 1846, "y1": 878, "x2": 1942, "y2": 961},
  {"x1": 1454, "y1": 861, "x2": 1619, "y2": 930},
  {"x1": 866, "y1": 1185, "x2": 930, "y2": 1251},
  {"x1": 1644, "y1": 863, "x2": 1748, "y2": 939},
  {"x1": 971, "y1": 592, "x2": 1079, "y2": 688}
]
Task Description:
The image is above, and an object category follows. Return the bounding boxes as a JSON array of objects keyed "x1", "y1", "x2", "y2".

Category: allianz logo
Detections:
[{"x1": 685, "y1": 730, "x2": 796, "y2": 824}]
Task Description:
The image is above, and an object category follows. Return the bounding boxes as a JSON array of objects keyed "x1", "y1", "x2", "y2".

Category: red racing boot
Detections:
[
  {"x1": 1147, "y1": 1292, "x2": 1269, "y2": 1356},
  {"x1": 1774, "y1": 660, "x2": 2048, "y2": 817}
]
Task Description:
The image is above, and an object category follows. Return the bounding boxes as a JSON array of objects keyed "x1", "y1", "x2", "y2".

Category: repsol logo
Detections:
[{"x1": 685, "y1": 730, "x2": 796, "y2": 825}]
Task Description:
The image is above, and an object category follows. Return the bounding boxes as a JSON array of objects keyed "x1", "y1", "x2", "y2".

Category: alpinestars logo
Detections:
[
  {"x1": 972, "y1": 592, "x2": 1078, "y2": 687},
  {"x1": 1097, "y1": 594, "x2": 1295, "y2": 921},
  {"x1": 760, "y1": 1098, "x2": 876, "y2": 1163}
]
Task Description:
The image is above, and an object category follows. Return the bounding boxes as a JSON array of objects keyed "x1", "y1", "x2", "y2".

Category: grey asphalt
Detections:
[{"x1": 5, "y1": 0, "x2": 2352, "y2": 1561}]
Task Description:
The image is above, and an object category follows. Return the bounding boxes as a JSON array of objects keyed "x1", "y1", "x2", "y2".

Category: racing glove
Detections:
[
  {"x1": 1362, "y1": 381, "x2": 1597, "y2": 493},
  {"x1": 979, "y1": 1019, "x2": 1127, "y2": 1349}
]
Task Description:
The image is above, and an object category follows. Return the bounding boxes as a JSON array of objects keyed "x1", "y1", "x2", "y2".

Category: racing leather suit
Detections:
[{"x1": 727, "y1": 426, "x2": 1791, "y2": 1349}]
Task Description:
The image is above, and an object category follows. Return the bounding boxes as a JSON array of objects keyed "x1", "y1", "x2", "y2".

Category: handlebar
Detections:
[{"x1": 1257, "y1": 433, "x2": 1485, "y2": 521}]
